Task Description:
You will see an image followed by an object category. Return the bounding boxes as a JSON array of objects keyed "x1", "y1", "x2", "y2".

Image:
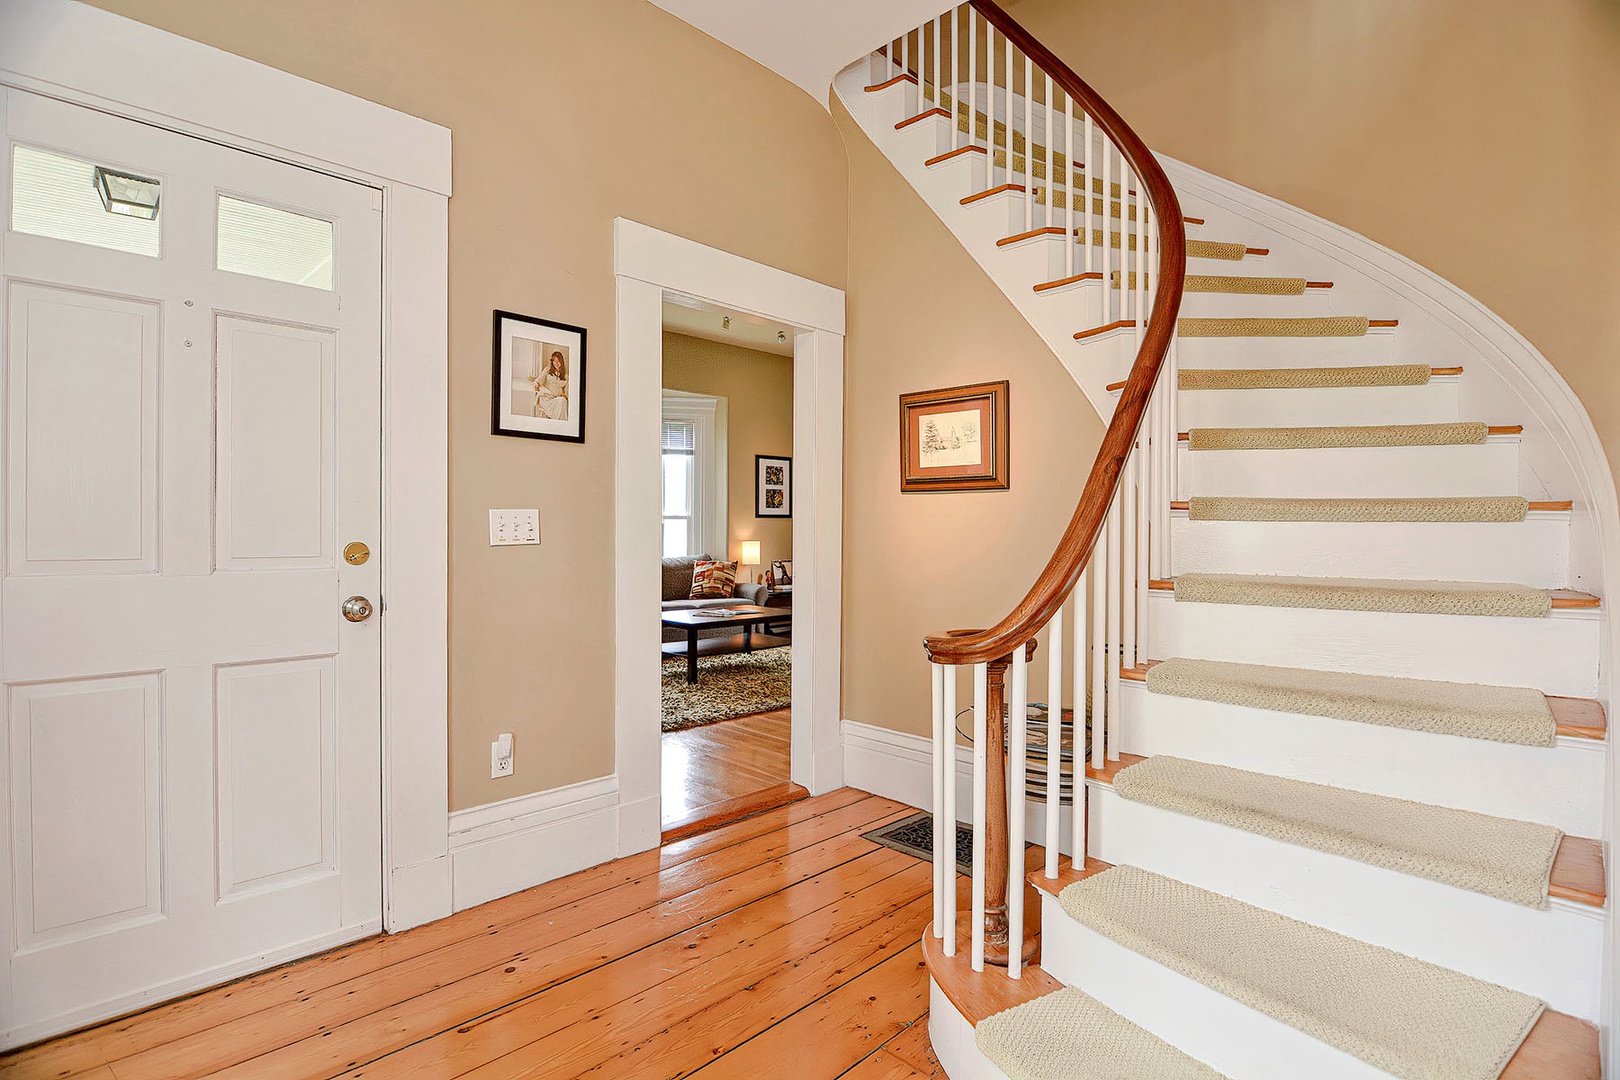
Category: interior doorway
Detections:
[
  {"x1": 613, "y1": 218, "x2": 846, "y2": 858},
  {"x1": 658, "y1": 301, "x2": 799, "y2": 837}
]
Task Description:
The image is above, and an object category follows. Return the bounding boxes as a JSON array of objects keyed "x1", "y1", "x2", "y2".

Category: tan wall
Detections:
[
  {"x1": 86, "y1": 0, "x2": 849, "y2": 809},
  {"x1": 1005, "y1": 0, "x2": 1620, "y2": 479},
  {"x1": 662, "y1": 332, "x2": 794, "y2": 574},
  {"x1": 833, "y1": 95, "x2": 1103, "y2": 738}
]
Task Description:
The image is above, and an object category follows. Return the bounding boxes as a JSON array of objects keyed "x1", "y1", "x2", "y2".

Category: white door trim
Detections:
[
  {"x1": 0, "y1": 0, "x2": 454, "y2": 933},
  {"x1": 614, "y1": 218, "x2": 846, "y2": 854}
]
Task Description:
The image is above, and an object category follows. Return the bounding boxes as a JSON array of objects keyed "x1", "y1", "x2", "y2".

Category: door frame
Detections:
[
  {"x1": 0, "y1": 0, "x2": 455, "y2": 935},
  {"x1": 614, "y1": 218, "x2": 846, "y2": 854}
]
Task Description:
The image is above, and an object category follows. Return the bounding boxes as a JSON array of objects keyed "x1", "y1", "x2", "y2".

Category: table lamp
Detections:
[{"x1": 739, "y1": 540, "x2": 762, "y2": 585}]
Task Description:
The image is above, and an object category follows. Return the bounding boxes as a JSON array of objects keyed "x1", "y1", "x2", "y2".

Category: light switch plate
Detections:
[{"x1": 489, "y1": 508, "x2": 540, "y2": 546}]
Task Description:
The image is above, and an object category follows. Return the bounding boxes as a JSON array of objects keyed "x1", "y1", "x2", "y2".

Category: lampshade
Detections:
[{"x1": 739, "y1": 540, "x2": 762, "y2": 565}]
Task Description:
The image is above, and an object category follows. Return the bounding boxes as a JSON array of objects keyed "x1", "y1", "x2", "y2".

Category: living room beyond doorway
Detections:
[{"x1": 658, "y1": 307, "x2": 804, "y2": 837}]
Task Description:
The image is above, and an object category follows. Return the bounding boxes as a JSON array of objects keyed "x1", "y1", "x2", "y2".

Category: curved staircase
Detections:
[{"x1": 836, "y1": 4, "x2": 1609, "y2": 1078}]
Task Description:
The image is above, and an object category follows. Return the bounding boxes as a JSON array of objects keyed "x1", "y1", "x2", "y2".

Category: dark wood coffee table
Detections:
[{"x1": 661, "y1": 605, "x2": 791, "y2": 684}]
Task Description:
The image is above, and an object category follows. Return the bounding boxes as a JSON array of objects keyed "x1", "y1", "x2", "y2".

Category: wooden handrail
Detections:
[{"x1": 923, "y1": 0, "x2": 1186, "y2": 666}]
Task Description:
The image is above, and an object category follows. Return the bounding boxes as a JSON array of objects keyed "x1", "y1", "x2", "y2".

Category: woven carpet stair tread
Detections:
[
  {"x1": 1143, "y1": 657, "x2": 1556, "y2": 746},
  {"x1": 976, "y1": 985, "x2": 1230, "y2": 1080},
  {"x1": 1178, "y1": 364, "x2": 1436, "y2": 390},
  {"x1": 1057, "y1": 865, "x2": 1552, "y2": 1080},
  {"x1": 1112, "y1": 757, "x2": 1563, "y2": 907},
  {"x1": 1185, "y1": 495, "x2": 1531, "y2": 522},
  {"x1": 1186, "y1": 421, "x2": 1488, "y2": 451}
]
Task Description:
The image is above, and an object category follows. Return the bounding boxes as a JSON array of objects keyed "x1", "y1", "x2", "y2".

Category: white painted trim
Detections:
[
  {"x1": 447, "y1": 776, "x2": 620, "y2": 912},
  {"x1": 615, "y1": 219, "x2": 847, "y2": 856},
  {"x1": 0, "y1": 0, "x2": 451, "y2": 195},
  {"x1": 661, "y1": 390, "x2": 728, "y2": 561},
  {"x1": 0, "y1": 920, "x2": 382, "y2": 1050},
  {"x1": 0, "y1": 0, "x2": 454, "y2": 997}
]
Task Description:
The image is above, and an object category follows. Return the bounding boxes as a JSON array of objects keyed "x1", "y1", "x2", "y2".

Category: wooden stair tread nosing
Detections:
[
  {"x1": 1033, "y1": 272, "x2": 1104, "y2": 292},
  {"x1": 896, "y1": 107, "x2": 950, "y2": 129},
  {"x1": 1084, "y1": 755, "x2": 1604, "y2": 906},
  {"x1": 865, "y1": 73, "x2": 917, "y2": 92},
  {"x1": 1183, "y1": 216, "x2": 1205, "y2": 225},
  {"x1": 924, "y1": 145, "x2": 987, "y2": 168},
  {"x1": 1176, "y1": 424, "x2": 1524, "y2": 441},
  {"x1": 1121, "y1": 658, "x2": 1604, "y2": 740},
  {"x1": 961, "y1": 183, "x2": 1025, "y2": 205},
  {"x1": 1146, "y1": 576, "x2": 1600, "y2": 610},
  {"x1": 1024, "y1": 863, "x2": 1599, "y2": 1080},
  {"x1": 923, "y1": 919, "x2": 1063, "y2": 1027}
]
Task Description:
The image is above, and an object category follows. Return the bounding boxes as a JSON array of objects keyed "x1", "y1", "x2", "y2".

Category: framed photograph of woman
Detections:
[{"x1": 492, "y1": 310, "x2": 587, "y2": 442}]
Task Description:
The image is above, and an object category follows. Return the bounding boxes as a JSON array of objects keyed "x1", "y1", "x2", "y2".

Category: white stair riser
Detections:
[
  {"x1": 1040, "y1": 894, "x2": 1390, "y2": 1080},
  {"x1": 1175, "y1": 333, "x2": 1397, "y2": 367},
  {"x1": 1179, "y1": 440, "x2": 1520, "y2": 498},
  {"x1": 1170, "y1": 514, "x2": 1570, "y2": 587},
  {"x1": 1175, "y1": 380, "x2": 1461, "y2": 428},
  {"x1": 1147, "y1": 592, "x2": 1600, "y2": 698},
  {"x1": 1120, "y1": 682, "x2": 1604, "y2": 835},
  {"x1": 929, "y1": 983, "x2": 1014, "y2": 1080},
  {"x1": 1083, "y1": 788, "x2": 1605, "y2": 1020}
]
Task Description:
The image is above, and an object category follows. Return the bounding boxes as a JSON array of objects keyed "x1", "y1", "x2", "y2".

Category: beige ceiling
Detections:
[
  {"x1": 646, "y1": 0, "x2": 951, "y2": 106},
  {"x1": 663, "y1": 296, "x2": 796, "y2": 357}
]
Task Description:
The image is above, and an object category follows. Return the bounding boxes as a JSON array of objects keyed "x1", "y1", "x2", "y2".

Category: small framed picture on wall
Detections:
[
  {"x1": 756, "y1": 454, "x2": 792, "y2": 518},
  {"x1": 899, "y1": 380, "x2": 1010, "y2": 492},
  {"x1": 492, "y1": 309, "x2": 587, "y2": 442}
]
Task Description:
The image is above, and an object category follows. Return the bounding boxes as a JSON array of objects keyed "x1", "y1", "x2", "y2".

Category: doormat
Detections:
[{"x1": 863, "y1": 811, "x2": 973, "y2": 876}]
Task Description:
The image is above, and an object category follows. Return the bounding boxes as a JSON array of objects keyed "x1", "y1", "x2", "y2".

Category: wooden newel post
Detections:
[{"x1": 982, "y1": 641, "x2": 1039, "y2": 968}]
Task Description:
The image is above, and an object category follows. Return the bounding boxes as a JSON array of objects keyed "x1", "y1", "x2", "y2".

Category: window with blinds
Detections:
[{"x1": 662, "y1": 418, "x2": 697, "y2": 558}]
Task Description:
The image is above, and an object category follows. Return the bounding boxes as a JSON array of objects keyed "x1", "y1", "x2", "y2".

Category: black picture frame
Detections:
[
  {"x1": 491, "y1": 309, "x2": 588, "y2": 443},
  {"x1": 755, "y1": 454, "x2": 791, "y2": 518}
]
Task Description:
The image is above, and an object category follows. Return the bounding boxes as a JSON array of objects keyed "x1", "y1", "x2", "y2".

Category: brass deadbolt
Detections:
[{"x1": 344, "y1": 541, "x2": 370, "y2": 565}]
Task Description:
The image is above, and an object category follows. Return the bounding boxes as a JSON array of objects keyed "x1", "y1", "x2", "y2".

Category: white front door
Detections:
[{"x1": 0, "y1": 89, "x2": 383, "y2": 1045}]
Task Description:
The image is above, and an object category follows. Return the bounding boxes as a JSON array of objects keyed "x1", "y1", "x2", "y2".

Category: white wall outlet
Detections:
[
  {"x1": 491, "y1": 732, "x2": 514, "y2": 778},
  {"x1": 489, "y1": 508, "x2": 540, "y2": 546}
]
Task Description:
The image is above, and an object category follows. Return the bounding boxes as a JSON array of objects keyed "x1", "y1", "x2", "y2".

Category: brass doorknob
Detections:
[{"x1": 341, "y1": 596, "x2": 374, "y2": 622}]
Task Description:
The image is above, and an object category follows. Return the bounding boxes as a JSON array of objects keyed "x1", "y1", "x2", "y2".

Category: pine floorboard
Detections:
[
  {"x1": 2, "y1": 788, "x2": 952, "y2": 1080},
  {"x1": 662, "y1": 708, "x2": 792, "y2": 825}
]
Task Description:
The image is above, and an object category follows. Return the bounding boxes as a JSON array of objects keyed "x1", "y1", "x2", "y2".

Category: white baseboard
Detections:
[{"x1": 448, "y1": 775, "x2": 619, "y2": 912}]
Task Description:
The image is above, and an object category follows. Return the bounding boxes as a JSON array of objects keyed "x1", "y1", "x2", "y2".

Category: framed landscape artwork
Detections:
[
  {"x1": 492, "y1": 309, "x2": 587, "y2": 442},
  {"x1": 899, "y1": 380, "x2": 1010, "y2": 492},
  {"x1": 756, "y1": 455, "x2": 792, "y2": 518}
]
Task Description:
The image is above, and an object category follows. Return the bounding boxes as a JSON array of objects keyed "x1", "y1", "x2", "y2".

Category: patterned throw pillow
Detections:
[
  {"x1": 772, "y1": 560, "x2": 793, "y2": 586},
  {"x1": 689, "y1": 559, "x2": 738, "y2": 600}
]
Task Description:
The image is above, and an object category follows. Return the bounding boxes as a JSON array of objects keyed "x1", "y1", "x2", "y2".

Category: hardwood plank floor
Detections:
[
  {"x1": 2, "y1": 789, "x2": 947, "y2": 1080},
  {"x1": 662, "y1": 708, "x2": 791, "y2": 825}
]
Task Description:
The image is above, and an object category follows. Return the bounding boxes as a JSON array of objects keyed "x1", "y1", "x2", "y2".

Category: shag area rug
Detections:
[{"x1": 661, "y1": 646, "x2": 790, "y2": 733}]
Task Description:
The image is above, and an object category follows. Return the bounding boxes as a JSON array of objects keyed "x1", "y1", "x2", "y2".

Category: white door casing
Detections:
[{"x1": 1, "y1": 90, "x2": 383, "y2": 1042}]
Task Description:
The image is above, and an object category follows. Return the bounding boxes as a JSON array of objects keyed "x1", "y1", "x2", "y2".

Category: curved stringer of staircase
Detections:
[{"x1": 836, "y1": 4, "x2": 1610, "y2": 1078}]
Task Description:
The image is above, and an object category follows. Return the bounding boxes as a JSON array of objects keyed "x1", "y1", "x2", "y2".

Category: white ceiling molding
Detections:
[{"x1": 647, "y1": 0, "x2": 950, "y2": 107}]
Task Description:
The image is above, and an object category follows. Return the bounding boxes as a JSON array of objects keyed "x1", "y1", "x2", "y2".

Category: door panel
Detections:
[
  {"x1": 1, "y1": 89, "x2": 383, "y2": 1044},
  {"x1": 6, "y1": 283, "x2": 159, "y2": 574}
]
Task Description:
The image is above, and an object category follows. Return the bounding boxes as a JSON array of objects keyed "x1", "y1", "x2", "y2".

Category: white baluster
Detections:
[
  {"x1": 1007, "y1": 646, "x2": 1029, "y2": 980},
  {"x1": 1090, "y1": 533, "x2": 1106, "y2": 770},
  {"x1": 1042, "y1": 73, "x2": 1052, "y2": 234},
  {"x1": 1136, "y1": 439, "x2": 1150, "y2": 664},
  {"x1": 1004, "y1": 28, "x2": 1013, "y2": 190},
  {"x1": 942, "y1": 662, "x2": 958, "y2": 955},
  {"x1": 950, "y1": 6, "x2": 960, "y2": 151},
  {"x1": 1170, "y1": 333, "x2": 1181, "y2": 500},
  {"x1": 1072, "y1": 580, "x2": 1089, "y2": 866},
  {"x1": 932, "y1": 14, "x2": 941, "y2": 112},
  {"x1": 984, "y1": 23, "x2": 995, "y2": 183},
  {"x1": 969, "y1": 11, "x2": 978, "y2": 155},
  {"x1": 1105, "y1": 488, "x2": 1122, "y2": 761},
  {"x1": 971, "y1": 660, "x2": 989, "y2": 972},
  {"x1": 1044, "y1": 609, "x2": 1063, "y2": 878},
  {"x1": 1122, "y1": 446, "x2": 1137, "y2": 670},
  {"x1": 1064, "y1": 89, "x2": 1074, "y2": 278},
  {"x1": 1023, "y1": 49, "x2": 1033, "y2": 233},
  {"x1": 1136, "y1": 169, "x2": 1147, "y2": 344},
  {"x1": 902, "y1": 29, "x2": 911, "y2": 111},
  {"x1": 1083, "y1": 111, "x2": 1094, "y2": 275},
  {"x1": 1101, "y1": 140, "x2": 1113, "y2": 323},
  {"x1": 931, "y1": 661, "x2": 947, "y2": 940}
]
